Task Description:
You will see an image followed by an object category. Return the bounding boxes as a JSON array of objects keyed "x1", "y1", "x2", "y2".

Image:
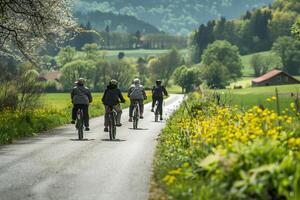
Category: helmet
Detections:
[
  {"x1": 133, "y1": 78, "x2": 140, "y2": 84},
  {"x1": 76, "y1": 78, "x2": 85, "y2": 85},
  {"x1": 109, "y1": 79, "x2": 118, "y2": 86},
  {"x1": 156, "y1": 80, "x2": 162, "y2": 85}
]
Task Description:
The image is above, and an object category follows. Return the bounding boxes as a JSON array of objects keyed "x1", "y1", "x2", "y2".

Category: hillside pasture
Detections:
[{"x1": 216, "y1": 84, "x2": 300, "y2": 111}]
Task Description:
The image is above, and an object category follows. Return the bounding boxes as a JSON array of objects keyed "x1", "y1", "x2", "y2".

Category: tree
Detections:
[
  {"x1": 173, "y1": 66, "x2": 202, "y2": 93},
  {"x1": 60, "y1": 60, "x2": 95, "y2": 90},
  {"x1": 272, "y1": 36, "x2": 300, "y2": 75},
  {"x1": 149, "y1": 49, "x2": 181, "y2": 86},
  {"x1": 136, "y1": 57, "x2": 148, "y2": 86},
  {"x1": 81, "y1": 43, "x2": 99, "y2": 61},
  {"x1": 292, "y1": 18, "x2": 300, "y2": 40},
  {"x1": 94, "y1": 60, "x2": 110, "y2": 91},
  {"x1": 56, "y1": 46, "x2": 76, "y2": 67},
  {"x1": 0, "y1": 0, "x2": 76, "y2": 61},
  {"x1": 109, "y1": 61, "x2": 136, "y2": 91},
  {"x1": 18, "y1": 69, "x2": 44, "y2": 111},
  {"x1": 201, "y1": 62, "x2": 230, "y2": 89},
  {"x1": 201, "y1": 40, "x2": 243, "y2": 80},
  {"x1": 251, "y1": 53, "x2": 283, "y2": 77}
]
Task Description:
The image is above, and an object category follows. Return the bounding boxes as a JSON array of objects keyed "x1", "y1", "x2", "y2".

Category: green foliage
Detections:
[
  {"x1": 56, "y1": 46, "x2": 76, "y2": 67},
  {"x1": 151, "y1": 93, "x2": 300, "y2": 200},
  {"x1": 110, "y1": 60, "x2": 136, "y2": 91},
  {"x1": 60, "y1": 60, "x2": 95, "y2": 90},
  {"x1": 18, "y1": 69, "x2": 44, "y2": 111},
  {"x1": 292, "y1": 18, "x2": 300, "y2": 40},
  {"x1": 173, "y1": 66, "x2": 202, "y2": 93},
  {"x1": 81, "y1": 43, "x2": 100, "y2": 60},
  {"x1": 200, "y1": 40, "x2": 243, "y2": 88},
  {"x1": 75, "y1": 0, "x2": 273, "y2": 35},
  {"x1": 189, "y1": 0, "x2": 300, "y2": 62},
  {"x1": 251, "y1": 53, "x2": 283, "y2": 77},
  {"x1": 272, "y1": 36, "x2": 300, "y2": 75},
  {"x1": 149, "y1": 48, "x2": 182, "y2": 86}
]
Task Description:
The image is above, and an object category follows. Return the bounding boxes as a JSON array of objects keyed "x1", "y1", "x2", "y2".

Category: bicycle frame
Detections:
[{"x1": 154, "y1": 101, "x2": 160, "y2": 122}]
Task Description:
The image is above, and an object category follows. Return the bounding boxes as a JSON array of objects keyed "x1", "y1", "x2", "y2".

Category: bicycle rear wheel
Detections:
[
  {"x1": 77, "y1": 111, "x2": 84, "y2": 140},
  {"x1": 133, "y1": 106, "x2": 139, "y2": 129},
  {"x1": 109, "y1": 113, "x2": 114, "y2": 140},
  {"x1": 155, "y1": 111, "x2": 159, "y2": 122},
  {"x1": 112, "y1": 112, "x2": 117, "y2": 139}
]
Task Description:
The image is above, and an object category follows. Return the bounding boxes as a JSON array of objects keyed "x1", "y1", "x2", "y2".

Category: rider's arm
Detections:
[
  {"x1": 127, "y1": 87, "x2": 132, "y2": 98},
  {"x1": 102, "y1": 89, "x2": 107, "y2": 103},
  {"x1": 71, "y1": 88, "x2": 74, "y2": 103},
  {"x1": 142, "y1": 88, "x2": 147, "y2": 100},
  {"x1": 87, "y1": 90, "x2": 93, "y2": 103},
  {"x1": 163, "y1": 86, "x2": 169, "y2": 96},
  {"x1": 118, "y1": 89, "x2": 126, "y2": 103}
]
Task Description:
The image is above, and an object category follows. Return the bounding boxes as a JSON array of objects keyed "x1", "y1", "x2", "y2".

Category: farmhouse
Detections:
[
  {"x1": 39, "y1": 71, "x2": 62, "y2": 82},
  {"x1": 252, "y1": 69, "x2": 300, "y2": 87}
]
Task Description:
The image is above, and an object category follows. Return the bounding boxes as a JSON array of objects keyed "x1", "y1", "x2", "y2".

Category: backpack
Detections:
[
  {"x1": 153, "y1": 86, "x2": 164, "y2": 98},
  {"x1": 130, "y1": 85, "x2": 144, "y2": 100}
]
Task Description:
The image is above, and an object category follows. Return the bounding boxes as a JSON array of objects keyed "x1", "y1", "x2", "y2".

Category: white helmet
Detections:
[{"x1": 133, "y1": 78, "x2": 140, "y2": 84}]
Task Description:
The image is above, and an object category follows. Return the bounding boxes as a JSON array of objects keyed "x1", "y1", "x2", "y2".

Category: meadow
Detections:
[
  {"x1": 215, "y1": 84, "x2": 300, "y2": 111},
  {"x1": 72, "y1": 49, "x2": 188, "y2": 61}
]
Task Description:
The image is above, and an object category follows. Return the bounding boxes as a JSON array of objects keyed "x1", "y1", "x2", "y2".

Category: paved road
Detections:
[{"x1": 0, "y1": 94, "x2": 183, "y2": 200}]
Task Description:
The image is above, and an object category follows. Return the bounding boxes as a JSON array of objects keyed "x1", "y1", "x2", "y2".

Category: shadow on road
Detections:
[
  {"x1": 128, "y1": 128, "x2": 149, "y2": 131},
  {"x1": 101, "y1": 139, "x2": 126, "y2": 142},
  {"x1": 69, "y1": 139, "x2": 95, "y2": 141}
]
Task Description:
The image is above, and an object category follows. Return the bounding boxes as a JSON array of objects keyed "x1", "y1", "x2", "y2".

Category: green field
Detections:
[
  {"x1": 216, "y1": 84, "x2": 300, "y2": 111},
  {"x1": 72, "y1": 49, "x2": 188, "y2": 61}
]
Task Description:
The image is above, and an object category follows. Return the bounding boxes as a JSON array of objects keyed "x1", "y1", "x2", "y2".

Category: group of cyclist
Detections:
[{"x1": 70, "y1": 78, "x2": 168, "y2": 132}]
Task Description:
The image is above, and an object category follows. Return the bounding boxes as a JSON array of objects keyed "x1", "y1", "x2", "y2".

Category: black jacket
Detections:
[
  {"x1": 152, "y1": 85, "x2": 168, "y2": 99},
  {"x1": 102, "y1": 85, "x2": 126, "y2": 106}
]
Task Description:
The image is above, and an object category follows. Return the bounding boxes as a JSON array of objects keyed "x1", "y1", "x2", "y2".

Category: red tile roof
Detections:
[
  {"x1": 44, "y1": 71, "x2": 62, "y2": 81},
  {"x1": 252, "y1": 69, "x2": 282, "y2": 83}
]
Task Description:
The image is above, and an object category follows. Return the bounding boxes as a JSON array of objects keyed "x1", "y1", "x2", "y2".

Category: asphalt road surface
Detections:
[{"x1": 0, "y1": 94, "x2": 183, "y2": 200}]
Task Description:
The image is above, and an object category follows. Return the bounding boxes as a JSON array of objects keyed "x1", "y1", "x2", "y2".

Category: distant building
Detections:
[
  {"x1": 39, "y1": 71, "x2": 62, "y2": 82},
  {"x1": 252, "y1": 69, "x2": 300, "y2": 87}
]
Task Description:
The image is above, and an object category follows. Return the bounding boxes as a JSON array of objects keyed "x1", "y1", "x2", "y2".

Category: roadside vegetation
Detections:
[
  {"x1": 151, "y1": 92, "x2": 300, "y2": 200},
  {"x1": 0, "y1": 92, "x2": 152, "y2": 144}
]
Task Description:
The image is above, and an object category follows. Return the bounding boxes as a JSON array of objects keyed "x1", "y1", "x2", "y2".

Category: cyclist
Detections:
[
  {"x1": 102, "y1": 79, "x2": 126, "y2": 132},
  {"x1": 128, "y1": 78, "x2": 147, "y2": 122},
  {"x1": 71, "y1": 78, "x2": 93, "y2": 131},
  {"x1": 151, "y1": 80, "x2": 168, "y2": 120}
]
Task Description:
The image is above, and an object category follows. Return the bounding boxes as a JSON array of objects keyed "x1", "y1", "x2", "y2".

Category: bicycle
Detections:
[
  {"x1": 132, "y1": 101, "x2": 140, "y2": 129},
  {"x1": 154, "y1": 101, "x2": 160, "y2": 122},
  {"x1": 108, "y1": 106, "x2": 117, "y2": 140},
  {"x1": 75, "y1": 108, "x2": 84, "y2": 140}
]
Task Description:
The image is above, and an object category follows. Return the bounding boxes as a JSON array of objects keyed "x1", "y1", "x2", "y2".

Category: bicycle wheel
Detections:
[
  {"x1": 77, "y1": 110, "x2": 84, "y2": 140},
  {"x1": 109, "y1": 113, "x2": 113, "y2": 140},
  {"x1": 155, "y1": 108, "x2": 159, "y2": 122},
  {"x1": 133, "y1": 105, "x2": 139, "y2": 129},
  {"x1": 112, "y1": 112, "x2": 117, "y2": 139}
]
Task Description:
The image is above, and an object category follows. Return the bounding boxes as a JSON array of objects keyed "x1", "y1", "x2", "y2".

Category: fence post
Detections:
[{"x1": 275, "y1": 87, "x2": 280, "y2": 116}]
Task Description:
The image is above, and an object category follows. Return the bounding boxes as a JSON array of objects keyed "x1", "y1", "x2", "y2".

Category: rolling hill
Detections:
[{"x1": 74, "y1": 0, "x2": 274, "y2": 35}]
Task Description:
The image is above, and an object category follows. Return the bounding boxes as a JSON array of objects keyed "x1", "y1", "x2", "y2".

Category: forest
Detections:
[{"x1": 75, "y1": 0, "x2": 273, "y2": 35}]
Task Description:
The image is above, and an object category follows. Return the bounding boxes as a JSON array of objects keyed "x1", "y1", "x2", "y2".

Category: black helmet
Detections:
[
  {"x1": 156, "y1": 80, "x2": 162, "y2": 85},
  {"x1": 109, "y1": 79, "x2": 118, "y2": 86}
]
